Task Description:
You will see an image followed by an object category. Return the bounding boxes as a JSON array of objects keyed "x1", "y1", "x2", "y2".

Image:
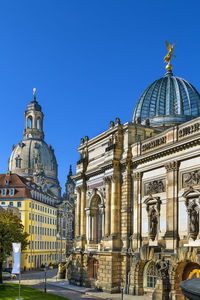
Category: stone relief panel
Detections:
[
  {"x1": 144, "y1": 179, "x2": 166, "y2": 195},
  {"x1": 182, "y1": 169, "x2": 200, "y2": 188}
]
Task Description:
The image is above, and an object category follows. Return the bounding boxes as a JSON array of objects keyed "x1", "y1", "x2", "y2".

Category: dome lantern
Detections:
[{"x1": 23, "y1": 88, "x2": 44, "y2": 139}]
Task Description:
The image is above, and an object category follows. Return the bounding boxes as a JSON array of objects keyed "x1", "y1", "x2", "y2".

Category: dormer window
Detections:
[
  {"x1": 2, "y1": 188, "x2": 7, "y2": 196},
  {"x1": 16, "y1": 156, "x2": 21, "y2": 168},
  {"x1": 9, "y1": 188, "x2": 15, "y2": 196}
]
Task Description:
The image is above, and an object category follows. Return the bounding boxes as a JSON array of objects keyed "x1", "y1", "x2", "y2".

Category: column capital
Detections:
[
  {"x1": 103, "y1": 176, "x2": 112, "y2": 184},
  {"x1": 132, "y1": 172, "x2": 143, "y2": 180},
  {"x1": 110, "y1": 174, "x2": 120, "y2": 183},
  {"x1": 165, "y1": 160, "x2": 180, "y2": 172}
]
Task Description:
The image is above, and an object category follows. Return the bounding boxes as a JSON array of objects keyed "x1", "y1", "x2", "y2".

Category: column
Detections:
[
  {"x1": 80, "y1": 184, "x2": 86, "y2": 237},
  {"x1": 104, "y1": 177, "x2": 111, "y2": 236},
  {"x1": 110, "y1": 171, "x2": 120, "y2": 235},
  {"x1": 132, "y1": 172, "x2": 143, "y2": 250},
  {"x1": 164, "y1": 160, "x2": 179, "y2": 250},
  {"x1": 75, "y1": 187, "x2": 81, "y2": 237},
  {"x1": 121, "y1": 162, "x2": 131, "y2": 250}
]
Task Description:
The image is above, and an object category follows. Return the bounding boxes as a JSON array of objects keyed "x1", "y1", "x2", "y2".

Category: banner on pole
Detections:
[{"x1": 12, "y1": 243, "x2": 21, "y2": 274}]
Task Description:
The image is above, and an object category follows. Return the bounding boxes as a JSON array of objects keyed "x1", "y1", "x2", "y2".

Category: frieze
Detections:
[
  {"x1": 179, "y1": 121, "x2": 200, "y2": 139},
  {"x1": 183, "y1": 169, "x2": 200, "y2": 187},
  {"x1": 141, "y1": 136, "x2": 167, "y2": 152},
  {"x1": 144, "y1": 179, "x2": 166, "y2": 195}
]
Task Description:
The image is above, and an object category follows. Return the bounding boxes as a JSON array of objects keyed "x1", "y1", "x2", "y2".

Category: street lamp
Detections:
[{"x1": 120, "y1": 279, "x2": 124, "y2": 300}]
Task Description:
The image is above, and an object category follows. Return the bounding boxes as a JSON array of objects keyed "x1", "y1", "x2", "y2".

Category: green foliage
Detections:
[
  {"x1": 0, "y1": 284, "x2": 71, "y2": 299},
  {"x1": 41, "y1": 263, "x2": 45, "y2": 268},
  {"x1": 0, "y1": 209, "x2": 29, "y2": 267}
]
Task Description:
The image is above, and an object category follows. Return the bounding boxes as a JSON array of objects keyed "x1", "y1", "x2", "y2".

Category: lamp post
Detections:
[{"x1": 120, "y1": 279, "x2": 124, "y2": 300}]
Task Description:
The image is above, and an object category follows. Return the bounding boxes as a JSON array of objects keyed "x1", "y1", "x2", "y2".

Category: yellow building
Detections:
[{"x1": 0, "y1": 172, "x2": 66, "y2": 270}]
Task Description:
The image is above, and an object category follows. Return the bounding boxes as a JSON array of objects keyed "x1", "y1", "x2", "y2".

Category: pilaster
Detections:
[
  {"x1": 164, "y1": 160, "x2": 179, "y2": 250},
  {"x1": 132, "y1": 171, "x2": 143, "y2": 250}
]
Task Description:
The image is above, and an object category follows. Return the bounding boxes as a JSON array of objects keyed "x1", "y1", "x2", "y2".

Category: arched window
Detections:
[
  {"x1": 36, "y1": 118, "x2": 41, "y2": 130},
  {"x1": 27, "y1": 116, "x2": 32, "y2": 129},
  {"x1": 146, "y1": 262, "x2": 157, "y2": 288},
  {"x1": 16, "y1": 156, "x2": 21, "y2": 168},
  {"x1": 88, "y1": 194, "x2": 104, "y2": 244}
]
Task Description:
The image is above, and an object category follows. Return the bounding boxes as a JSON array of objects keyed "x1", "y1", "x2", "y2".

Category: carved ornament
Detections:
[
  {"x1": 165, "y1": 160, "x2": 179, "y2": 172},
  {"x1": 183, "y1": 169, "x2": 200, "y2": 188},
  {"x1": 144, "y1": 179, "x2": 165, "y2": 195}
]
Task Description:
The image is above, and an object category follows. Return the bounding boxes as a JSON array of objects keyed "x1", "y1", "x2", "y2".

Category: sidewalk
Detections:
[
  {"x1": 8, "y1": 278, "x2": 152, "y2": 300},
  {"x1": 47, "y1": 280, "x2": 152, "y2": 300}
]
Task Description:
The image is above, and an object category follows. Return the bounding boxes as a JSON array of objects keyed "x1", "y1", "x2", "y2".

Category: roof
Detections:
[{"x1": 132, "y1": 70, "x2": 200, "y2": 127}]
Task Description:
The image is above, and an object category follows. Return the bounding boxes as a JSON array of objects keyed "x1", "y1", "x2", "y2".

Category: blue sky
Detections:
[{"x1": 0, "y1": 0, "x2": 200, "y2": 191}]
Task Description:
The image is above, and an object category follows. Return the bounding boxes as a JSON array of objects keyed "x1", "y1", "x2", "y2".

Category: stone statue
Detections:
[
  {"x1": 150, "y1": 206, "x2": 158, "y2": 237},
  {"x1": 156, "y1": 257, "x2": 169, "y2": 279},
  {"x1": 190, "y1": 207, "x2": 199, "y2": 235}
]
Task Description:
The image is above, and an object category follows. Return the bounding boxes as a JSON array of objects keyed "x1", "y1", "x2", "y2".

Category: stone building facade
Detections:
[{"x1": 70, "y1": 63, "x2": 200, "y2": 299}]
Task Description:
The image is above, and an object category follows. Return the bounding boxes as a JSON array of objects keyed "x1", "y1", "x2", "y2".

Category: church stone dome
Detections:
[
  {"x1": 9, "y1": 139, "x2": 58, "y2": 180},
  {"x1": 132, "y1": 70, "x2": 200, "y2": 127},
  {"x1": 8, "y1": 90, "x2": 60, "y2": 199}
]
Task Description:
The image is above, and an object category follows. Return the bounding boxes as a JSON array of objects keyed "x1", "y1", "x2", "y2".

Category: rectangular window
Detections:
[
  {"x1": 35, "y1": 226, "x2": 37, "y2": 235},
  {"x1": 35, "y1": 215, "x2": 37, "y2": 221},
  {"x1": 29, "y1": 225, "x2": 31, "y2": 234},
  {"x1": 32, "y1": 203, "x2": 34, "y2": 209},
  {"x1": 29, "y1": 213, "x2": 31, "y2": 220},
  {"x1": 17, "y1": 202, "x2": 21, "y2": 208},
  {"x1": 38, "y1": 241, "x2": 39, "y2": 249},
  {"x1": 32, "y1": 214, "x2": 34, "y2": 221},
  {"x1": 35, "y1": 241, "x2": 37, "y2": 249},
  {"x1": 29, "y1": 202, "x2": 31, "y2": 208},
  {"x1": 32, "y1": 241, "x2": 34, "y2": 249},
  {"x1": 9, "y1": 202, "x2": 13, "y2": 206},
  {"x1": 32, "y1": 226, "x2": 34, "y2": 234}
]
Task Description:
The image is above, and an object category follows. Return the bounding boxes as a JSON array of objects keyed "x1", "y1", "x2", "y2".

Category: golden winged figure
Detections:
[{"x1": 164, "y1": 40, "x2": 176, "y2": 64}]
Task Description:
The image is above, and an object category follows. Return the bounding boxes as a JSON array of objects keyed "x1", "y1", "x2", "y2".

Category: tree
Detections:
[{"x1": 0, "y1": 209, "x2": 29, "y2": 283}]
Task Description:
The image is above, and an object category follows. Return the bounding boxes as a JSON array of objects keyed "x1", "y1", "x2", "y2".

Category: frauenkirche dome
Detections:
[{"x1": 8, "y1": 89, "x2": 61, "y2": 199}]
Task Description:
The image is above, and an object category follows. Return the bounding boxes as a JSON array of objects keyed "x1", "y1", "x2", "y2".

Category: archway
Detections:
[{"x1": 27, "y1": 116, "x2": 32, "y2": 129}]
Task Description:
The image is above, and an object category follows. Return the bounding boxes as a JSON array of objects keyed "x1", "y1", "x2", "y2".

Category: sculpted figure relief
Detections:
[
  {"x1": 183, "y1": 170, "x2": 200, "y2": 187},
  {"x1": 145, "y1": 180, "x2": 165, "y2": 195}
]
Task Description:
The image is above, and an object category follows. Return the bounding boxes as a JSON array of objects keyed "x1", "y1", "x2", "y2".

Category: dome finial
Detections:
[
  {"x1": 33, "y1": 88, "x2": 36, "y2": 101},
  {"x1": 164, "y1": 40, "x2": 176, "y2": 73}
]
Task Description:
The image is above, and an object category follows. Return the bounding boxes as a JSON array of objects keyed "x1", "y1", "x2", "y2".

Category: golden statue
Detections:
[{"x1": 164, "y1": 40, "x2": 176, "y2": 71}]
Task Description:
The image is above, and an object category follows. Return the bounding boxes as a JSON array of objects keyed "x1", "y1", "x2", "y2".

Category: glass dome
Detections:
[{"x1": 132, "y1": 70, "x2": 200, "y2": 127}]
